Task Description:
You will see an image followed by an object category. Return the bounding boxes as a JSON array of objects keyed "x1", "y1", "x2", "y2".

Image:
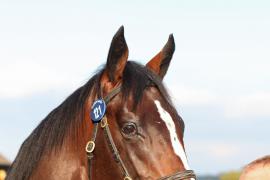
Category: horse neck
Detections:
[{"x1": 31, "y1": 104, "x2": 93, "y2": 180}]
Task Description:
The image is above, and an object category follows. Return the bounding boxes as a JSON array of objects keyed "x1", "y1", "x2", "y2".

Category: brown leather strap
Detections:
[
  {"x1": 86, "y1": 85, "x2": 132, "y2": 180},
  {"x1": 158, "y1": 170, "x2": 196, "y2": 180},
  {"x1": 102, "y1": 116, "x2": 131, "y2": 179},
  {"x1": 86, "y1": 123, "x2": 99, "y2": 180},
  {"x1": 104, "y1": 86, "x2": 122, "y2": 104}
]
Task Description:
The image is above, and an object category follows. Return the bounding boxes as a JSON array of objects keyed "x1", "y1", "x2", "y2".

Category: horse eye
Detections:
[{"x1": 122, "y1": 122, "x2": 137, "y2": 136}]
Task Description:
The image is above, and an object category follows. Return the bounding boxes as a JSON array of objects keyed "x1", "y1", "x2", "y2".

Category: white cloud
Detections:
[
  {"x1": 223, "y1": 92, "x2": 270, "y2": 118},
  {"x1": 187, "y1": 140, "x2": 241, "y2": 159},
  {"x1": 0, "y1": 60, "x2": 82, "y2": 98},
  {"x1": 168, "y1": 85, "x2": 270, "y2": 119},
  {"x1": 186, "y1": 139, "x2": 270, "y2": 174},
  {"x1": 169, "y1": 86, "x2": 217, "y2": 106}
]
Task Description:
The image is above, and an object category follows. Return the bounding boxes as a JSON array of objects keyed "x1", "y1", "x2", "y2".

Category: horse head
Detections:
[{"x1": 89, "y1": 26, "x2": 195, "y2": 180}]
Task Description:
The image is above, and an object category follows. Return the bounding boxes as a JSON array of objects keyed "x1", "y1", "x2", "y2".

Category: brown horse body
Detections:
[
  {"x1": 7, "y1": 27, "x2": 195, "y2": 180},
  {"x1": 240, "y1": 155, "x2": 270, "y2": 180}
]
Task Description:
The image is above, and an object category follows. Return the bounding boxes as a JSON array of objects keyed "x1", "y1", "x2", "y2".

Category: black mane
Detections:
[{"x1": 7, "y1": 61, "x2": 171, "y2": 180}]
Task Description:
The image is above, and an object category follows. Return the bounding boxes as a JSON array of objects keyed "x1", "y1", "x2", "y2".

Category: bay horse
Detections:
[
  {"x1": 7, "y1": 26, "x2": 196, "y2": 180},
  {"x1": 240, "y1": 155, "x2": 270, "y2": 180}
]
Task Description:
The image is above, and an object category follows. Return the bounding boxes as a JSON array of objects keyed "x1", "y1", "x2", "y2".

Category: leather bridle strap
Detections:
[
  {"x1": 86, "y1": 86, "x2": 132, "y2": 180},
  {"x1": 104, "y1": 86, "x2": 122, "y2": 104},
  {"x1": 101, "y1": 116, "x2": 131, "y2": 179},
  {"x1": 158, "y1": 170, "x2": 196, "y2": 180},
  {"x1": 102, "y1": 86, "x2": 131, "y2": 179},
  {"x1": 86, "y1": 123, "x2": 98, "y2": 179}
]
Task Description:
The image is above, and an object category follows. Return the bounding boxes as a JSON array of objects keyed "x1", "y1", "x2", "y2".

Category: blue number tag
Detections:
[{"x1": 90, "y1": 99, "x2": 106, "y2": 123}]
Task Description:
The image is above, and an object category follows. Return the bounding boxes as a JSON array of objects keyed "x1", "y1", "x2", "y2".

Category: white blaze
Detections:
[{"x1": 154, "y1": 100, "x2": 191, "y2": 170}]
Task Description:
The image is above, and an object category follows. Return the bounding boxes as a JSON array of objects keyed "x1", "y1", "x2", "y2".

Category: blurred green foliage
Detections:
[{"x1": 220, "y1": 171, "x2": 241, "y2": 180}]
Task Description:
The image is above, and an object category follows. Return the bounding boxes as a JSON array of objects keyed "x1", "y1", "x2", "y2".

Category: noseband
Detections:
[{"x1": 85, "y1": 86, "x2": 197, "y2": 180}]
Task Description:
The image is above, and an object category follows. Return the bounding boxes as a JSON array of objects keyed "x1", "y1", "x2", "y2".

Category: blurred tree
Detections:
[{"x1": 220, "y1": 171, "x2": 241, "y2": 180}]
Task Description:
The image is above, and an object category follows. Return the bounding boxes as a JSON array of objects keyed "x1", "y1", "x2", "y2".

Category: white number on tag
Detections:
[{"x1": 94, "y1": 105, "x2": 102, "y2": 119}]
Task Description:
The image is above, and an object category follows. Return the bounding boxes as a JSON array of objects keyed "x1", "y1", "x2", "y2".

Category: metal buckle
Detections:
[
  {"x1": 124, "y1": 176, "x2": 132, "y2": 180},
  {"x1": 85, "y1": 141, "x2": 95, "y2": 153},
  {"x1": 101, "y1": 117, "x2": 108, "y2": 128}
]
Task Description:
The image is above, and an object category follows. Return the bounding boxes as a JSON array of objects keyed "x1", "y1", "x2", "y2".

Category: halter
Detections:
[{"x1": 85, "y1": 86, "x2": 197, "y2": 180}]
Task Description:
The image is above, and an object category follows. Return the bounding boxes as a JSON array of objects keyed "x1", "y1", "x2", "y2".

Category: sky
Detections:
[{"x1": 1, "y1": 0, "x2": 270, "y2": 175}]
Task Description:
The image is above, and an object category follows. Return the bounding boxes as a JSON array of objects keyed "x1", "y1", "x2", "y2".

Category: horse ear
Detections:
[
  {"x1": 102, "y1": 26, "x2": 129, "y2": 90},
  {"x1": 146, "y1": 34, "x2": 175, "y2": 79}
]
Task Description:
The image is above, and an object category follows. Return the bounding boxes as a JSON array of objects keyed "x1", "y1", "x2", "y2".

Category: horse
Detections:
[
  {"x1": 7, "y1": 26, "x2": 196, "y2": 180},
  {"x1": 240, "y1": 155, "x2": 270, "y2": 180}
]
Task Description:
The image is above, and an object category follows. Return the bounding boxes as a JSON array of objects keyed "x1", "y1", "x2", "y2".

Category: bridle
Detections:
[{"x1": 85, "y1": 86, "x2": 197, "y2": 180}]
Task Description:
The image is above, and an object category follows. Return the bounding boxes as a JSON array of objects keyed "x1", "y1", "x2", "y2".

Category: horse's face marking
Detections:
[{"x1": 154, "y1": 100, "x2": 190, "y2": 170}]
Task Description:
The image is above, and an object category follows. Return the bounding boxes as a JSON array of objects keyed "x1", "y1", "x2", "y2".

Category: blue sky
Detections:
[{"x1": 1, "y1": 0, "x2": 270, "y2": 175}]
